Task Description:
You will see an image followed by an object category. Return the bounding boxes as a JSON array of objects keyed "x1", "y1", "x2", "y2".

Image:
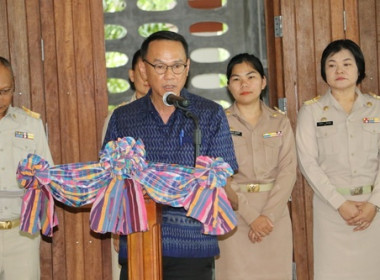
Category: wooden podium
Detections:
[{"x1": 127, "y1": 195, "x2": 162, "y2": 280}]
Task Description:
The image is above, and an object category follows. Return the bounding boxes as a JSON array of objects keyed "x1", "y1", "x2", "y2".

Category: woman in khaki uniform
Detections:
[
  {"x1": 296, "y1": 39, "x2": 380, "y2": 279},
  {"x1": 215, "y1": 53, "x2": 297, "y2": 280}
]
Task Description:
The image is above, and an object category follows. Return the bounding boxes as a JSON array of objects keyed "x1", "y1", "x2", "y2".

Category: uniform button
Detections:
[
  {"x1": 1, "y1": 167, "x2": 5, "y2": 171},
  {"x1": 353, "y1": 170, "x2": 357, "y2": 174},
  {"x1": 351, "y1": 153, "x2": 354, "y2": 156}
]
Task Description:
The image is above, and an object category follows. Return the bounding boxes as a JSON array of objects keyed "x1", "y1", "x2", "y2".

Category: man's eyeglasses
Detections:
[
  {"x1": 0, "y1": 88, "x2": 13, "y2": 97},
  {"x1": 144, "y1": 59, "x2": 187, "y2": 75}
]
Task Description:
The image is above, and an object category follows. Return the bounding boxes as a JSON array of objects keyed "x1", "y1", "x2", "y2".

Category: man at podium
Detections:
[{"x1": 103, "y1": 31, "x2": 238, "y2": 280}]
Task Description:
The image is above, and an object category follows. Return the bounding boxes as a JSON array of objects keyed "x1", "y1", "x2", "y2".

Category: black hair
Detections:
[
  {"x1": 129, "y1": 49, "x2": 142, "y2": 91},
  {"x1": 226, "y1": 53, "x2": 265, "y2": 84},
  {"x1": 140, "y1": 31, "x2": 189, "y2": 60},
  {"x1": 320, "y1": 39, "x2": 365, "y2": 84}
]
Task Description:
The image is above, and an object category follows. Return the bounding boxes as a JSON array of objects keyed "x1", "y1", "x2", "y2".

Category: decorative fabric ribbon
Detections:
[
  {"x1": 17, "y1": 154, "x2": 57, "y2": 236},
  {"x1": 136, "y1": 156, "x2": 235, "y2": 235},
  {"x1": 17, "y1": 137, "x2": 235, "y2": 237},
  {"x1": 90, "y1": 138, "x2": 147, "y2": 235}
]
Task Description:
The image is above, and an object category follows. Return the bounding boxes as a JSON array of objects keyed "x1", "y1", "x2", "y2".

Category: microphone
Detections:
[{"x1": 163, "y1": 92, "x2": 190, "y2": 108}]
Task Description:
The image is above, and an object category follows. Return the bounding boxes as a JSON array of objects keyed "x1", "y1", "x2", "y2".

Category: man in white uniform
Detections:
[{"x1": 0, "y1": 56, "x2": 53, "y2": 279}]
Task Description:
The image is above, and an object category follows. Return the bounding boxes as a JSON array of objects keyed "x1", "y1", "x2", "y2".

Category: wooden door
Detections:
[
  {"x1": 265, "y1": 0, "x2": 380, "y2": 279},
  {"x1": 0, "y1": 0, "x2": 110, "y2": 279}
]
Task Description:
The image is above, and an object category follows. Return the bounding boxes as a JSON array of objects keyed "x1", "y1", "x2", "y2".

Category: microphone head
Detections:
[
  {"x1": 163, "y1": 91, "x2": 190, "y2": 108},
  {"x1": 163, "y1": 92, "x2": 175, "y2": 106}
]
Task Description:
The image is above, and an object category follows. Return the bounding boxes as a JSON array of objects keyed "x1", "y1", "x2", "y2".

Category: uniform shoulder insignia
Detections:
[
  {"x1": 225, "y1": 109, "x2": 231, "y2": 116},
  {"x1": 273, "y1": 106, "x2": 285, "y2": 115},
  {"x1": 368, "y1": 92, "x2": 380, "y2": 99},
  {"x1": 304, "y1": 96, "x2": 320, "y2": 105},
  {"x1": 115, "y1": 101, "x2": 128, "y2": 109},
  {"x1": 108, "y1": 101, "x2": 128, "y2": 113},
  {"x1": 22, "y1": 106, "x2": 41, "y2": 119}
]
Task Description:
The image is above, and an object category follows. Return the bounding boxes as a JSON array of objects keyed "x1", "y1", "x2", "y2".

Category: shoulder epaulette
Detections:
[
  {"x1": 22, "y1": 106, "x2": 40, "y2": 119},
  {"x1": 116, "y1": 101, "x2": 128, "y2": 108},
  {"x1": 110, "y1": 102, "x2": 128, "y2": 112},
  {"x1": 368, "y1": 92, "x2": 380, "y2": 99},
  {"x1": 108, "y1": 101, "x2": 128, "y2": 113},
  {"x1": 304, "y1": 96, "x2": 320, "y2": 105},
  {"x1": 225, "y1": 109, "x2": 232, "y2": 116},
  {"x1": 273, "y1": 106, "x2": 285, "y2": 115}
]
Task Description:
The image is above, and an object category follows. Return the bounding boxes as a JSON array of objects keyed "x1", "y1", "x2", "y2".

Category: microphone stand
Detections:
[
  {"x1": 185, "y1": 110, "x2": 201, "y2": 166},
  {"x1": 175, "y1": 102, "x2": 201, "y2": 167}
]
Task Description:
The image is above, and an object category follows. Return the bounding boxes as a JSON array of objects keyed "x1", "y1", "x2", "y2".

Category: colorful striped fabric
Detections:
[
  {"x1": 17, "y1": 137, "x2": 236, "y2": 237},
  {"x1": 137, "y1": 156, "x2": 235, "y2": 235},
  {"x1": 17, "y1": 154, "x2": 57, "y2": 236}
]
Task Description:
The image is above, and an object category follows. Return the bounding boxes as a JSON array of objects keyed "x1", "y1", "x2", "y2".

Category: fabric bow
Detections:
[
  {"x1": 186, "y1": 156, "x2": 236, "y2": 235},
  {"x1": 17, "y1": 154, "x2": 57, "y2": 236},
  {"x1": 136, "y1": 155, "x2": 236, "y2": 235},
  {"x1": 90, "y1": 137, "x2": 148, "y2": 234}
]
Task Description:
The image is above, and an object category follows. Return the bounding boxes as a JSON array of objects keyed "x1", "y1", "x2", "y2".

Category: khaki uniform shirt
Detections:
[
  {"x1": 0, "y1": 106, "x2": 53, "y2": 220},
  {"x1": 297, "y1": 89, "x2": 380, "y2": 280},
  {"x1": 296, "y1": 89, "x2": 380, "y2": 209},
  {"x1": 216, "y1": 102, "x2": 296, "y2": 280},
  {"x1": 227, "y1": 102, "x2": 297, "y2": 224},
  {"x1": 101, "y1": 93, "x2": 137, "y2": 142}
]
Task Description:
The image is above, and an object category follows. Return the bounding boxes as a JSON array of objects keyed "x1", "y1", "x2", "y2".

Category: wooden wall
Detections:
[
  {"x1": 0, "y1": 0, "x2": 379, "y2": 279},
  {"x1": 266, "y1": 0, "x2": 380, "y2": 279},
  {"x1": 0, "y1": 0, "x2": 110, "y2": 279}
]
